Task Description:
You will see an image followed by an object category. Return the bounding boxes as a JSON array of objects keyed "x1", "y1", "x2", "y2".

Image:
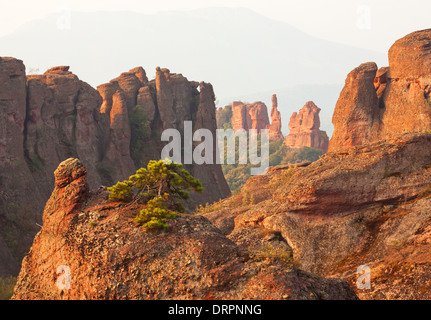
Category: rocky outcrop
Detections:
[
  {"x1": 284, "y1": 101, "x2": 329, "y2": 152},
  {"x1": 0, "y1": 59, "x2": 230, "y2": 277},
  {"x1": 268, "y1": 94, "x2": 284, "y2": 140},
  {"x1": 12, "y1": 159, "x2": 357, "y2": 300},
  {"x1": 97, "y1": 82, "x2": 135, "y2": 184},
  {"x1": 96, "y1": 67, "x2": 230, "y2": 208},
  {"x1": 220, "y1": 94, "x2": 283, "y2": 140},
  {"x1": 329, "y1": 29, "x2": 431, "y2": 151},
  {"x1": 231, "y1": 101, "x2": 270, "y2": 133},
  {"x1": 329, "y1": 62, "x2": 381, "y2": 151},
  {"x1": 204, "y1": 132, "x2": 431, "y2": 300},
  {"x1": 26, "y1": 66, "x2": 104, "y2": 190},
  {"x1": 43, "y1": 158, "x2": 89, "y2": 233}
]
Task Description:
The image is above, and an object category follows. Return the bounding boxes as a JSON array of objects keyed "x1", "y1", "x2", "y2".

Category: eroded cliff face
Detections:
[
  {"x1": 329, "y1": 29, "x2": 431, "y2": 151},
  {"x1": 0, "y1": 58, "x2": 45, "y2": 273},
  {"x1": 96, "y1": 67, "x2": 230, "y2": 207},
  {"x1": 26, "y1": 66, "x2": 104, "y2": 192},
  {"x1": 12, "y1": 158, "x2": 357, "y2": 300},
  {"x1": 284, "y1": 101, "x2": 329, "y2": 152},
  {"x1": 204, "y1": 132, "x2": 431, "y2": 300},
  {"x1": 0, "y1": 60, "x2": 230, "y2": 276}
]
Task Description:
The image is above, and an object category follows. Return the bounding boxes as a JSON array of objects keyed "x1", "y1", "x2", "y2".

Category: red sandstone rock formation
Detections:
[
  {"x1": 26, "y1": 66, "x2": 103, "y2": 190},
  {"x1": 329, "y1": 29, "x2": 431, "y2": 151},
  {"x1": 0, "y1": 60, "x2": 230, "y2": 276},
  {"x1": 204, "y1": 132, "x2": 431, "y2": 300},
  {"x1": 228, "y1": 94, "x2": 283, "y2": 140},
  {"x1": 268, "y1": 94, "x2": 284, "y2": 140},
  {"x1": 0, "y1": 58, "x2": 46, "y2": 271},
  {"x1": 97, "y1": 67, "x2": 230, "y2": 208},
  {"x1": 12, "y1": 159, "x2": 357, "y2": 300},
  {"x1": 329, "y1": 62, "x2": 380, "y2": 151},
  {"x1": 231, "y1": 101, "x2": 270, "y2": 133},
  {"x1": 284, "y1": 101, "x2": 329, "y2": 152},
  {"x1": 103, "y1": 89, "x2": 136, "y2": 183}
]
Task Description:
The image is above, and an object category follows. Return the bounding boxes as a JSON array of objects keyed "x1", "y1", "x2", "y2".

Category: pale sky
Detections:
[{"x1": 1, "y1": 0, "x2": 430, "y2": 53}]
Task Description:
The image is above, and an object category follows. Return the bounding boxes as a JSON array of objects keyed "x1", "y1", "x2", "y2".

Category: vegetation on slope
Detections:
[
  {"x1": 107, "y1": 159, "x2": 203, "y2": 229},
  {"x1": 221, "y1": 137, "x2": 323, "y2": 194}
]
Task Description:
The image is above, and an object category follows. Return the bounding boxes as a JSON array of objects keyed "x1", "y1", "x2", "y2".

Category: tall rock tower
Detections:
[
  {"x1": 284, "y1": 101, "x2": 329, "y2": 152},
  {"x1": 268, "y1": 94, "x2": 284, "y2": 141}
]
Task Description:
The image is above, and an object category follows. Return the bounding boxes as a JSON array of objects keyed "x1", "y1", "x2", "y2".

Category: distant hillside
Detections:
[{"x1": 1, "y1": 7, "x2": 385, "y2": 108}]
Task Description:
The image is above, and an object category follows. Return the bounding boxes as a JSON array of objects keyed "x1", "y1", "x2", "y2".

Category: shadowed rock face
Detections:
[
  {"x1": 329, "y1": 29, "x2": 431, "y2": 152},
  {"x1": 0, "y1": 59, "x2": 230, "y2": 276},
  {"x1": 0, "y1": 58, "x2": 45, "y2": 274},
  {"x1": 12, "y1": 159, "x2": 357, "y2": 300},
  {"x1": 284, "y1": 101, "x2": 329, "y2": 152},
  {"x1": 26, "y1": 66, "x2": 104, "y2": 191}
]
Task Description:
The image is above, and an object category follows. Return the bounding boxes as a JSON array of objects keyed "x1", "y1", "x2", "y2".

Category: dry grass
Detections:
[
  {"x1": 194, "y1": 196, "x2": 240, "y2": 215},
  {"x1": 251, "y1": 246, "x2": 293, "y2": 264},
  {"x1": 269, "y1": 164, "x2": 298, "y2": 189}
]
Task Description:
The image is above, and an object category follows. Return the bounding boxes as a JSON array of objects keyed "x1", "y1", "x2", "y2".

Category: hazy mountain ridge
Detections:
[{"x1": 1, "y1": 7, "x2": 385, "y2": 113}]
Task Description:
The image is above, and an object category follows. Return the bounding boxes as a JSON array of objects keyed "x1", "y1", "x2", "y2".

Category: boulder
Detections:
[
  {"x1": 26, "y1": 66, "x2": 104, "y2": 190},
  {"x1": 0, "y1": 58, "x2": 44, "y2": 267}
]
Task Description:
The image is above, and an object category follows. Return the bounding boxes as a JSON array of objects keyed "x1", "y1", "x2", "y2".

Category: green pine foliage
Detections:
[
  {"x1": 107, "y1": 159, "x2": 203, "y2": 230},
  {"x1": 107, "y1": 180, "x2": 134, "y2": 202},
  {"x1": 216, "y1": 105, "x2": 233, "y2": 129},
  {"x1": 135, "y1": 195, "x2": 178, "y2": 230},
  {"x1": 130, "y1": 105, "x2": 151, "y2": 167}
]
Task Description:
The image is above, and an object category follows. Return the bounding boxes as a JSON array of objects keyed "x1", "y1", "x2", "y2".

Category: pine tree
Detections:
[{"x1": 107, "y1": 159, "x2": 203, "y2": 229}]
